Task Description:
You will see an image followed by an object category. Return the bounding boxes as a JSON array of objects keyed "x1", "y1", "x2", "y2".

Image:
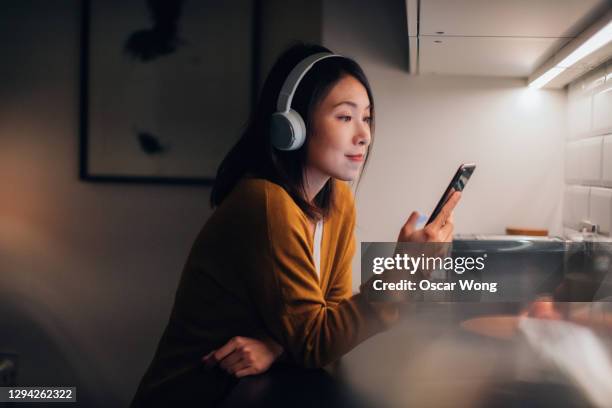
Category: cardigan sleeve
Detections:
[{"x1": 235, "y1": 179, "x2": 392, "y2": 368}]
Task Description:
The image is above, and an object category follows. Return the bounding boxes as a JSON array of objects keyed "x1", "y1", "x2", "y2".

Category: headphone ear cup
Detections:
[{"x1": 270, "y1": 109, "x2": 306, "y2": 151}]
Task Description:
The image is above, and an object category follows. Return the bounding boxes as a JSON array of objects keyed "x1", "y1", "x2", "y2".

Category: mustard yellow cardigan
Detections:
[{"x1": 131, "y1": 177, "x2": 393, "y2": 406}]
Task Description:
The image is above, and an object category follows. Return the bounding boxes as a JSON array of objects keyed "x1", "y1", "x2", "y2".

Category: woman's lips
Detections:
[{"x1": 346, "y1": 154, "x2": 364, "y2": 162}]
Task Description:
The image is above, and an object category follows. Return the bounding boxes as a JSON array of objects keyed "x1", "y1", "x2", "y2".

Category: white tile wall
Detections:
[
  {"x1": 568, "y1": 93, "x2": 592, "y2": 138},
  {"x1": 593, "y1": 85, "x2": 612, "y2": 134},
  {"x1": 564, "y1": 59, "x2": 612, "y2": 236},
  {"x1": 602, "y1": 135, "x2": 612, "y2": 187},
  {"x1": 563, "y1": 185, "x2": 590, "y2": 230},
  {"x1": 584, "y1": 67, "x2": 607, "y2": 92},
  {"x1": 565, "y1": 137, "x2": 602, "y2": 184},
  {"x1": 582, "y1": 136, "x2": 602, "y2": 184},
  {"x1": 565, "y1": 141, "x2": 580, "y2": 183},
  {"x1": 590, "y1": 187, "x2": 612, "y2": 235},
  {"x1": 567, "y1": 80, "x2": 581, "y2": 141}
]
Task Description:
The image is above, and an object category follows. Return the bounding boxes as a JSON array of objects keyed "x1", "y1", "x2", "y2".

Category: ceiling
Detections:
[{"x1": 407, "y1": 0, "x2": 612, "y2": 78}]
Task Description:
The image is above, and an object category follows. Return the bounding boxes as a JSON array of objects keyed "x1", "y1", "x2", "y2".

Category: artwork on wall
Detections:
[{"x1": 80, "y1": 0, "x2": 260, "y2": 184}]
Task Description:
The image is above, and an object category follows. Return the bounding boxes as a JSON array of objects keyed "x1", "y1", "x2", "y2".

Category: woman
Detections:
[{"x1": 131, "y1": 43, "x2": 460, "y2": 407}]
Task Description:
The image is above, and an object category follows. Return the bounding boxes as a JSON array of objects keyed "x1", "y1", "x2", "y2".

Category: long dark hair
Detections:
[{"x1": 210, "y1": 43, "x2": 375, "y2": 220}]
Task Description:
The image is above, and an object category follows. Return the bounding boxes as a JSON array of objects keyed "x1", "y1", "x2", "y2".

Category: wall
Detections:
[
  {"x1": 0, "y1": 2, "x2": 213, "y2": 406},
  {"x1": 564, "y1": 59, "x2": 612, "y2": 235},
  {"x1": 259, "y1": 0, "x2": 323, "y2": 88},
  {"x1": 321, "y1": 0, "x2": 567, "y2": 290}
]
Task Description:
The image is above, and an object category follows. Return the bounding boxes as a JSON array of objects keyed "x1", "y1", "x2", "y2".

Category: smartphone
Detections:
[{"x1": 426, "y1": 163, "x2": 476, "y2": 225}]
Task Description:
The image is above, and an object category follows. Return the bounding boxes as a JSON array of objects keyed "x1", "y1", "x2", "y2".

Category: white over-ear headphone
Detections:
[{"x1": 270, "y1": 52, "x2": 343, "y2": 151}]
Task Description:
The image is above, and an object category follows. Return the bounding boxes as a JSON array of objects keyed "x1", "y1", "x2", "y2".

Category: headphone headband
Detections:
[{"x1": 276, "y1": 52, "x2": 343, "y2": 113}]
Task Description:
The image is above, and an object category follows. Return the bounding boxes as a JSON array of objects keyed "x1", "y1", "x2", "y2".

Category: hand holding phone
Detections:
[
  {"x1": 397, "y1": 191, "x2": 460, "y2": 244},
  {"x1": 426, "y1": 163, "x2": 475, "y2": 225},
  {"x1": 397, "y1": 164, "x2": 473, "y2": 244}
]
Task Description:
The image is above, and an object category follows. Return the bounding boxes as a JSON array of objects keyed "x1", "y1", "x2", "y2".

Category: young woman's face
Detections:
[{"x1": 306, "y1": 74, "x2": 372, "y2": 182}]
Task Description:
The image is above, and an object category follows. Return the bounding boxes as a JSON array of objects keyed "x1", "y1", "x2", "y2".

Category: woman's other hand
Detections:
[
  {"x1": 202, "y1": 336, "x2": 284, "y2": 378},
  {"x1": 397, "y1": 191, "x2": 461, "y2": 243}
]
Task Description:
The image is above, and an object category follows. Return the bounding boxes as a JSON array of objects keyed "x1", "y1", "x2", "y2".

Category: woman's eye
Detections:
[
  {"x1": 363, "y1": 117, "x2": 372, "y2": 124},
  {"x1": 338, "y1": 115, "x2": 352, "y2": 122}
]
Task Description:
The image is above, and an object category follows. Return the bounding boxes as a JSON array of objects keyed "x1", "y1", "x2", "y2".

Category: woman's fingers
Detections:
[
  {"x1": 202, "y1": 350, "x2": 217, "y2": 367},
  {"x1": 439, "y1": 212, "x2": 455, "y2": 242},
  {"x1": 430, "y1": 191, "x2": 461, "y2": 230},
  {"x1": 228, "y1": 358, "x2": 252, "y2": 376},
  {"x1": 235, "y1": 366, "x2": 258, "y2": 378},
  {"x1": 446, "y1": 211, "x2": 454, "y2": 225},
  {"x1": 399, "y1": 211, "x2": 420, "y2": 240},
  {"x1": 204, "y1": 336, "x2": 281, "y2": 377},
  {"x1": 218, "y1": 349, "x2": 260, "y2": 377},
  {"x1": 219, "y1": 350, "x2": 244, "y2": 372},
  {"x1": 397, "y1": 193, "x2": 459, "y2": 244},
  {"x1": 205, "y1": 336, "x2": 243, "y2": 367}
]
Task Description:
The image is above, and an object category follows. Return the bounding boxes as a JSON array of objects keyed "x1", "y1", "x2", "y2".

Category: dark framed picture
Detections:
[{"x1": 80, "y1": 0, "x2": 260, "y2": 184}]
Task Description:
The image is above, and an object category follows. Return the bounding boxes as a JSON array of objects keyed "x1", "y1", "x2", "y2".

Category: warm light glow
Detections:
[{"x1": 528, "y1": 19, "x2": 612, "y2": 89}]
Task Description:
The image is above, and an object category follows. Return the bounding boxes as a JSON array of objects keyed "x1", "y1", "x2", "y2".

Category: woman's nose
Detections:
[{"x1": 355, "y1": 123, "x2": 371, "y2": 146}]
